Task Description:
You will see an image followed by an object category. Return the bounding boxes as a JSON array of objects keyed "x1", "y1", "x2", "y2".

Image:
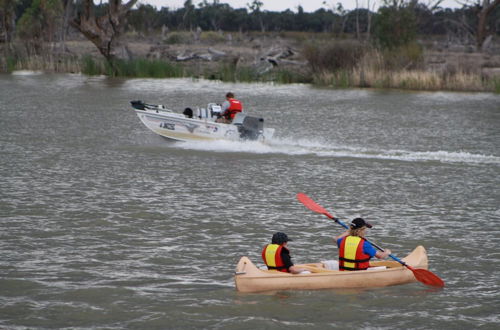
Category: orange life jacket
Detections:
[
  {"x1": 338, "y1": 236, "x2": 371, "y2": 271},
  {"x1": 261, "y1": 244, "x2": 288, "y2": 272},
  {"x1": 226, "y1": 98, "x2": 243, "y2": 119}
]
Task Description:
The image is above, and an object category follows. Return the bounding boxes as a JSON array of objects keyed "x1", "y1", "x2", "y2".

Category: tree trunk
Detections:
[
  {"x1": 0, "y1": 0, "x2": 16, "y2": 44},
  {"x1": 476, "y1": 0, "x2": 500, "y2": 50},
  {"x1": 69, "y1": 0, "x2": 137, "y2": 71}
]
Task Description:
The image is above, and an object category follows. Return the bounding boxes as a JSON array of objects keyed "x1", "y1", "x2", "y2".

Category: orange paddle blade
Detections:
[
  {"x1": 409, "y1": 267, "x2": 445, "y2": 287},
  {"x1": 296, "y1": 193, "x2": 334, "y2": 219}
]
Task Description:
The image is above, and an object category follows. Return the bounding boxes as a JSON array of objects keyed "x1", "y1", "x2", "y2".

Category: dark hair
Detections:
[
  {"x1": 226, "y1": 92, "x2": 234, "y2": 98},
  {"x1": 272, "y1": 232, "x2": 290, "y2": 244}
]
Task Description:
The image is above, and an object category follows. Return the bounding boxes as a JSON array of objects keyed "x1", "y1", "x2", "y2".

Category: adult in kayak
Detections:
[
  {"x1": 262, "y1": 232, "x2": 309, "y2": 274},
  {"x1": 335, "y1": 218, "x2": 392, "y2": 271}
]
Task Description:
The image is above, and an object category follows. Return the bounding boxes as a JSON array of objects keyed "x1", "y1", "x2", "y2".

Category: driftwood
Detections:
[
  {"x1": 175, "y1": 48, "x2": 227, "y2": 61},
  {"x1": 208, "y1": 47, "x2": 226, "y2": 57},
  {"x1": 176, "y1": 52, "x2": 196, "y2": 61},
  {"x1": 259, "y1": 46, "x2": 304, "y2": 68}
]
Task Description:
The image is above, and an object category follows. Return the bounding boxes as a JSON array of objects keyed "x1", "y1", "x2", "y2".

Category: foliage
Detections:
[
  {"x1": 374, "y1": 1, "x2": 417, "y2": 49},
  {"x1": 16, "y1": 0, "x2": 43, "y2": 40},
  {"x1": 164, "y1": 31, "x2": 191, "y2": 44},
  {"x1": 303, "y1": 40, "x2": 368, "y2": 72},
  {"x1": 381, "y1": 42, "x2": 424, "y2": 70},
  {"x1": 16, "y1": 0, "x2": 62, "y2": 42}
]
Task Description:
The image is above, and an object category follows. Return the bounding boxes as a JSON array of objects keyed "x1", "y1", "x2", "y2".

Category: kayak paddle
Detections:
[{"x1": 296, "y1": 193, "x2": 445, "y2": 288}]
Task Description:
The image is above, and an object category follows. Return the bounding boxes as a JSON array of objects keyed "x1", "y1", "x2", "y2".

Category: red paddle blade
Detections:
[
  {"x1": 296, "y1": 193, "x2": 334, "y2": 219},
  {"x1": 411, "y1": 268, "x2": 445, "y2": 287}
]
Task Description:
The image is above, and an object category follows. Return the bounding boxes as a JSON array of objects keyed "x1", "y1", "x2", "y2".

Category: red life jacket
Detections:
[
  {"x1": 261, "y1": 244, "x2": 288, "y2": 272},
  {"x1": 226, "y1": 98, "x2": 243, "y2": 119},
  {"x1": 338, "y1": 236, "x2": 371, "y2": 271}
]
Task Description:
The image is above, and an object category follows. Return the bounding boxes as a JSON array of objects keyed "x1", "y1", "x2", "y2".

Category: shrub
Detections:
[
  {"x1": 374, "y1": 4, "x2": 417, "y2": 49},
  {"x1": 200, "y1": 31, "x2": 226, "y2": 43},
  {"x1": 303, "y1": 40, "x2": 368, "y2": 73},
  {"x1": 164, "y1": 32, "x2": 191, "y2": 45},
  {"x1": 381, "y1": 42, "x2": 424, "y2": 70}
]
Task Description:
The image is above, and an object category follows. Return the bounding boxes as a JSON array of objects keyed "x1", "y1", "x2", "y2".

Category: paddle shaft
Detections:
[{"x1": 296, "y1": 193, "x2": 445, "y2": 287}]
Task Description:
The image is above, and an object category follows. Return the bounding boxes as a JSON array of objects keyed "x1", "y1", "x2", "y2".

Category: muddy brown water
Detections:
[{"x1": 1, "y1": 73, "x2": 499, "y2": 329}]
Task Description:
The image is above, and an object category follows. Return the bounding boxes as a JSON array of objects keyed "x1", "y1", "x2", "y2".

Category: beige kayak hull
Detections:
[{"x1": 235, "y1": 246, "x2": 429, "y2": 293}]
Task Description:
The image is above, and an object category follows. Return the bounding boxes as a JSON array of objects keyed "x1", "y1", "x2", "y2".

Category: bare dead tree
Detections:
[
  {"x1": 0, "y1": 0, "x2": 16, "y2": 45},
  {"x1": 69, "y1": 0, "x2": 137, "y2": 70},
  {"x1": 476, "y1": 0, "x2": 500, "y2": 50},
  {"x1": 355, "y1": 0, "x2": 360, "y2": 39},
  {"x1": 366, "y1": 0, "x2": 377, "y2": 41},
  {"x1": 457, "y1": 0, "x2": 500, "y2": 50}
]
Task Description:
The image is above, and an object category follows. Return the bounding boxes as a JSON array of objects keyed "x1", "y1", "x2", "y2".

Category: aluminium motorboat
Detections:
[{"x1": 131, "y1": 100, "x2": 275, "y2": 142}]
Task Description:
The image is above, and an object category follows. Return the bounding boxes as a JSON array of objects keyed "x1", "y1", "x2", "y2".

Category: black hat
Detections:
[
  {"x1": 350, "y1": 218, "x2": 372, "y2": 229},
  {"x1": 272, "y1": 232, "x2": 292, "y2": 244}
]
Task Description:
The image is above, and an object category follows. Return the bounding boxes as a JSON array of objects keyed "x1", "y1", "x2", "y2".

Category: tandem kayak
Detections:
[{"x1": 234, "y1": 246, "x2": 429, "y2": 293}]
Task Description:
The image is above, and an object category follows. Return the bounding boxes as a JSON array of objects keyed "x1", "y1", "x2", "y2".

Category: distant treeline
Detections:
[
  {"x1": 123, "y1": 1, "x2": 500, "y2": 37},
  {"x1": 4, "y1": 0, "x2": 500, "y2": 38}
]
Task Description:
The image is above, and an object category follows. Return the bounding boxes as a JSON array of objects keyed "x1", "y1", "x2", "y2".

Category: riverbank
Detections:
[{"x1": 2, "y1": 31, "x2": 500, "y2": 93}]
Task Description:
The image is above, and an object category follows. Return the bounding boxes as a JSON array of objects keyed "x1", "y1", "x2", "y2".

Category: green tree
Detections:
[{"x1": 374, "y1": 0, "x2": 417, "y2": 48}]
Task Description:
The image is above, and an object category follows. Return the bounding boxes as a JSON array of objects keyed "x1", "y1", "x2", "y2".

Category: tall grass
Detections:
[
  {"x1": 204, "y1": 63, "x2": 310, "y2": 84},
  {"x1": 306, "y1": 41, "x2": 499, "y2": 92},
  {"x1": 4, "y1": 39, "x2": 499, "y2": 93},
  {"x1": 108, "y1": 59, "x2": 185, "y2": 77},
  {"x1": 80, "y1": 57, "x2": 185, "y2": 78},
  {"x1": 12, "y1": 54, "x2": 82, "y2": 73},
  {"x1": 491, "y1": 78, "x2": 500, "y2": 93},
  {"x1": 6, "y1": 56, "x2": 17, "y2": 72}
]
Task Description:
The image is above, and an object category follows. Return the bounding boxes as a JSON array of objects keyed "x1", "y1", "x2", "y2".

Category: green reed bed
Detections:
[
  {"x1": 5, "y1": 49, "x2": 498, "y2": 93},
  {"x1": 81, "y1": 56, "x2": 186, "y2": 78}
]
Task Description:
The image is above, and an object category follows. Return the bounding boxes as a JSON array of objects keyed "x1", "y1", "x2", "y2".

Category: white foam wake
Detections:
[{"x1": 175, "y1": 137, "x2": 500, "y2": 165}]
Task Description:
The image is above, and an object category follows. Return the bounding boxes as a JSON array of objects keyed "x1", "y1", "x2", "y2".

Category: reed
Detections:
[
  {"x1": 109, "y1": 59, "x2": 185, "y2": 78},
  {"x1": 493, "y1": 78, "x2": 500, "y2": 94},
  {"x1": 312, "y1": 67, "x2": 498, "y2": 92},
  {"x1": 80, "y1": 57, "x2": 186, "y2": 78},
  {"x1": 81, "y1": 55, "x2": 103, "y2": 75},
  {"x1": 8, "y1": 53, "x2": 82, "y2": 73},
  {"x1": 6, "y1": 56, "x2": 17, "y2": 72},
  {"x1": 5, "y1": 42, "x2": 498, "y2": 93}
]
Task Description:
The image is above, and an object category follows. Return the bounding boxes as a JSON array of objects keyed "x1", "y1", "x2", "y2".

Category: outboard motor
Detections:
[
  {"x1": 232, "y1": 113, "x2": 265, "y2": 141},
  {"x1": 183, "y1": 107, "x2": 193, "y2": 118},
  {"x1": 131, "y1": 100, "x2": 146, "y2": 110}
]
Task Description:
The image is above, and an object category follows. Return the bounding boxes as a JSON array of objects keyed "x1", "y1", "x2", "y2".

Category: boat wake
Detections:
[{"x1": 176, "y1": 137, "x2": 500, "y2": 165}]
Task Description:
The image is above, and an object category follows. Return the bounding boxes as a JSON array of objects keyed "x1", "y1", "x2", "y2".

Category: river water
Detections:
[{"x1": 1, "y1": 73, "x2": 499, "y2": 329}]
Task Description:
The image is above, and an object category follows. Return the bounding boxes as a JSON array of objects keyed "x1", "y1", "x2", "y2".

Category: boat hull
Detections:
[
  {"x1": 234, "y1": 246, "x2": 429, "y2": 293},
  {"x1": 135, "y1": 109, "x2": 274, "y2": 142}
]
